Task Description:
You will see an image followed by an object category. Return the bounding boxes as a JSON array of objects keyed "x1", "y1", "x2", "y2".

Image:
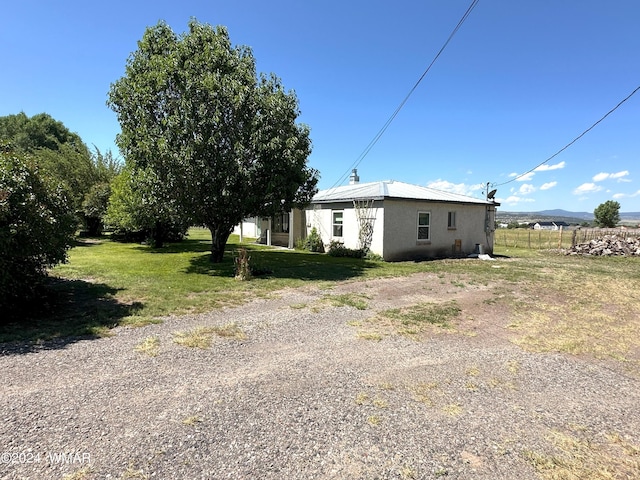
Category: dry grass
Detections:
[
  {"x1": 62, "y1": 467, "x2": 93, "y2": 480},
  {"x1": 507, "y1": 264, "x2": 640, "y2": 374},
  {"x1": 134, "y1": 336, "x2": 160, "y2": 357},
  {"x1": 524, "y1": 427, "x2": 640, "y2": 480},
  {"x1": 172, "y1": 323, "x2": 246, "y2": 349},
  {"x1": 182, "y1": 415, "x2": 202, "y2": 426},
  {"x1": 354, "y1": 301, "x2": 461, "y2": 341}
]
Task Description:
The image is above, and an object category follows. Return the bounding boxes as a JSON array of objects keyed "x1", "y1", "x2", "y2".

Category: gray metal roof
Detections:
[{"x1": 313, "y1": 180, "x2": 497, "y2": 205}]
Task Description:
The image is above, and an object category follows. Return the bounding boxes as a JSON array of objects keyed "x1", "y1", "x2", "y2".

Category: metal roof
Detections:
[{"x1": 313, "y1": 180, "x2": 497, "y2": 206}]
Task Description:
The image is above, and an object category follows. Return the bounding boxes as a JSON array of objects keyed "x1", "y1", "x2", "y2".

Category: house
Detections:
[
  {"x1": 242, "y1": 171, "x2": 500, "y2": 261},
  {"x1": 529, "y1": 221, "x2": 570, "y2": 231},
  {"x1": 304, "y1": 176, "x2": 499, "y2": 261}
]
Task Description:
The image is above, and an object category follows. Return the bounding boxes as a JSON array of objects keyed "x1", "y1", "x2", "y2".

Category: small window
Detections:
[
  {"x1": 448, "y1": 211, "x2": 456, "y2": 229},
  {"x1": 417, "y1": 211, "x2": 430, "y2": 240},
  {"x1": 332, "y1": 211, "x2": 343, "y2": 237}
]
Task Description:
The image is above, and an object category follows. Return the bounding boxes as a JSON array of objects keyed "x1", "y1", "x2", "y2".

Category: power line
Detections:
[
  {"x1": 494, "y1": 84, "x2": 640, "y2": 188},
  {"x1": 328, "y1": 0, "x2": 481, "y2": 190}
]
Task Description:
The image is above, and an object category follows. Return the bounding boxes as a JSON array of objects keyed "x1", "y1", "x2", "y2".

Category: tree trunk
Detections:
[{"x1": 208, "y1": 224, "x2": 232, "y2": 263}]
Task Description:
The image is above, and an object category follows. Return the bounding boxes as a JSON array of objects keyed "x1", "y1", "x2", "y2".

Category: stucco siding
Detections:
[
  {"x1": 382, "y1": 199, "x2": 492, "y2": 261},
  {"x1": 305, "y1": 202, "x2": 384, "y2": 255}
]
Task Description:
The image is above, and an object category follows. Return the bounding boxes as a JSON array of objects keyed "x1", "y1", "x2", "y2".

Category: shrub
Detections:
[
  {"x1": 234, "y1": 248, "x2": 252, "y2": 281},
  {"x1": 0, "y1": 146, "x2": 77, "y2": 313},
  {"x1": 326, "y1": 240, "x2": 365, "y2": 258},
  {"x1": 303, "y1": 227, "x2": 324, "y2": 252}
]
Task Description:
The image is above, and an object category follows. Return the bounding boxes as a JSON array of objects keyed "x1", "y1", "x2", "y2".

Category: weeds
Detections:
[
  {"x1": 134, "y1": 336, "x2": 160, "y2": 357},
  {"x1": 172, "y1": 323, "x2": 246, "y2": 349}
]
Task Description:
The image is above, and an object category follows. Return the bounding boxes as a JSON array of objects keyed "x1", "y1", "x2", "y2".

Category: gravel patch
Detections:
[{"x1": 1, "y1": 273, "x2": 639, "y2": 479}]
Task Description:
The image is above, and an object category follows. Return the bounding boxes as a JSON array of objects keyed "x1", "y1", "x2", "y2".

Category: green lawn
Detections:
[{"x1": 2, "y1": 227, "x2": 639, "y2": 349}]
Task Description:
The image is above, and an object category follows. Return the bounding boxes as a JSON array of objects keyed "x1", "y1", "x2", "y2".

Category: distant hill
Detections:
[{"x1": 497, "y1": 209, "x2": 640, "y2": 225}]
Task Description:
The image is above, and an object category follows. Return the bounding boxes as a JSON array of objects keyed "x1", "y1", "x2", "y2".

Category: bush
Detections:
[
  {"x1": 303, "y1": 227, "x2": 324, "y2": 253},
  {"x1": 326, "y1": 240, "x2": 365, "y2": 258},
  {"x1": 0, "y1": 146, "x2": 77, "y2": 313}
]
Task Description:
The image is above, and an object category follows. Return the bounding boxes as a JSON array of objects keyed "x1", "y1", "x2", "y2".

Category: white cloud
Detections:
[
  {"x1": 426, "y1": 179, "x2": 484, "y2": 197},
  {"x1": 502, "y1": 195, "x2": 535, "y2": 206},
  {"x1": 516, "y1": 172, "x2": 535, "y2": 182},
  {"x1": 534, "y1": 161, "x2": 565, "y2": 172},
  {"x1": 592, "y1": 170, "x2": 630, "y2": 182},
  {"x1": 572, "y1": 183, "x2": 603, "y2": 195},
  {"x1": 540, "y1": 181, "x2": 557, "y2": 190},
  {"x1": 614, "y1": 189, "x2": 640, "y2": 199},
  {"x1": 518, "y1": 183, "x2": 535, "y2": 195}
]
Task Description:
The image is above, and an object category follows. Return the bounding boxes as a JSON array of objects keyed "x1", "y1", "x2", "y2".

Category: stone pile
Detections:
[{"x1": 564, "y1": 235, "x2": 640, "y2": 256}]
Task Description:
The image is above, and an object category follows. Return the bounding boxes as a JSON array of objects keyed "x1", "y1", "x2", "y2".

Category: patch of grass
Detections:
[
  {"x1": 356, "y1": 301, "x2": 461, "y2": 340},
  {"x1": 134, "y1": 336, "x2": 160, "y2": 357},
  {"x1": 409, "y1": 382, "x2": 439, "y2": 406},
  {"x1": 382, "y1": 301, "x2": 460, "y2": 328},
  {"x1": 524, "y1": 428, "x2": 640, "y2": 480},
  {"x1": 465, "y1": 366, "x2": 480, "y2": 376},
  {"x1": 210, "y1": 322, "x2": 247, "y2": 340},
  {"x1": 399, "y1": 466, "x2": 417, "y2": 479},
  {"x1": 289, "y1": 303, "x2": 307, "y2": 309},
  {"x1": 121, "y1": 465, "x2": 149, "y2": 479},
  {"x1": 372, "y1": 397, "x2": 388, "y2": 408},
  {"x1": 172, "y1": 323, "x2": 246, "y2": 349},
  {"x1": 324, "y1": 293, "x2": 369, "y2": 310},
  {"x1": 442, "y1": 403, "x2": 463, "y2": 416},
  {"x1": 173, "y1": 327, "x2": 215, "y2": 349},
  {"x1": 182, "y1": 415, "x2": 202, "y2": 426},
  {"x1": 367, "y1": 415, "x2": 382, "y2": 426},
  {"x1": 355, "y1": 392, "x2": 369, "y2": 405},
  {"x1": 357, "y1": 331, "x2": 383, "y2": 341},
  {"x1": 62, "y1": 467, "x2": 93, "y2": 480}
]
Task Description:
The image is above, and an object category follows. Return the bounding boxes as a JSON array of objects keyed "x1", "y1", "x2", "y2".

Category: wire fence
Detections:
[{"x1": 496, "y1": 227, "x2": 640, "y2": 250}]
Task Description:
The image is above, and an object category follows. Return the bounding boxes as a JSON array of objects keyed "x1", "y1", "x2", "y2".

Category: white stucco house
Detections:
[{"x1": 241, "y1": 172, "x2": 500, "y2": 261}]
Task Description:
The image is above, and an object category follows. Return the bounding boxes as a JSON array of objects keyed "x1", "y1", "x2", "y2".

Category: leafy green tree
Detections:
[
  {"x1": 108, "y1": 20, "x2": 318, "y2": 262},
  {"x1": 82, "y1": 183, "x2": 111, "y2": 236},
  {"x1": 105, "y1": 166, "x2": 189, "y2": 247},
  {"x1": 0, "y1": 145, "x2": 77, "y2": 313},
  {"x1": 593, "y1": 200, "x2": 620, "y2": 228}
]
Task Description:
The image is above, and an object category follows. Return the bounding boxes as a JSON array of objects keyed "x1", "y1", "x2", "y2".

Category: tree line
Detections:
[{"x1": 1, "y1": 19, "x2": 318, "y2": 314}]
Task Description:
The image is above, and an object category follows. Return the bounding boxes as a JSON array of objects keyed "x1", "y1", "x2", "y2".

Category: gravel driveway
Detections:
[{"x1": 2, "y1": 272, "x2": 639, "y2": 479}]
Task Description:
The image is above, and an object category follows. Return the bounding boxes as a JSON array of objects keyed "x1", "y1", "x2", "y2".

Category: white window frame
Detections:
[
  {"x1": 417, "y1": 211, "x2": 430, "y2": 241},
  {"x1": 332, "y1": 210, "x2": 344, "y2": 238},
  {"x1": 448, "y1": 211, "x2": 457, "y2": 230}
]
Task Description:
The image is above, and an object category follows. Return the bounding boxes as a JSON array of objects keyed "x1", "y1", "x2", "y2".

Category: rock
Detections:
[{"x1": 563, "y1": 235, "x2": 640, "y2": 256}]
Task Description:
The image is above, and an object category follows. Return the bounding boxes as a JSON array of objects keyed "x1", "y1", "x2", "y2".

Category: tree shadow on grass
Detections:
[
  {"x1": 186, "y1": 246, "x2": 379, "y2": 282},
  {"x1": 133, "y1": 238, "x2": 213, "y2": 254},
  {"x1": 0, "y1": 278, "x2": 143, "y2": 355}
]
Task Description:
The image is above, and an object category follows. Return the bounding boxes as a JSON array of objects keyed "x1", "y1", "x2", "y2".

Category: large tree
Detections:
[
  {"x1": 594, "y1": 200, "x2": 621, "y2": 228},
  {"x1": 107, "y1": 20, "x2": 318, "y2": 262}
]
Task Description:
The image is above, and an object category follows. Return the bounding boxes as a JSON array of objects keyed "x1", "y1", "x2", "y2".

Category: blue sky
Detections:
[{"x1": 2, "y1": 0, "x2": 639, "y2": 212}]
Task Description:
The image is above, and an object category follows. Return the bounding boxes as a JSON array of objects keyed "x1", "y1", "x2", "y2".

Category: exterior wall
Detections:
[
  {"x1": 304, "y1": 201, "x2": 384, "y2": 255},
  {"x1": 299, "y1": 199, "x2": 497, "y2": 261},
  {"x1": 233, "y1": 217, "x2": 261, "y2": 239},
  {"x1": 382, "y1": 200, "x2": 494, "y2": 261},
  {"x1": 289, "y1": 209, "x2": 307, "y2": 248}
]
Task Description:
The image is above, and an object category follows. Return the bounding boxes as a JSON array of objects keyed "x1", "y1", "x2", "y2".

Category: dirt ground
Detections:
[{"x1": 1, "y1": 270, "x2": 639, "y2": 479}]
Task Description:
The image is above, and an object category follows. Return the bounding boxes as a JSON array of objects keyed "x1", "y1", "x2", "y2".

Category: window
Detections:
[
  {"x1": 273, "y1": 213, "x2": 289, "y2": 233},
  {"x1": 448, "y1": 211, "x2": 456, "y2": 229},
  {"x1": 332, "y1": 210, "x2": 343, "y2": 237},
  {"x1": 417, "y1": 211, "x2": 430, "y2": 240}
]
